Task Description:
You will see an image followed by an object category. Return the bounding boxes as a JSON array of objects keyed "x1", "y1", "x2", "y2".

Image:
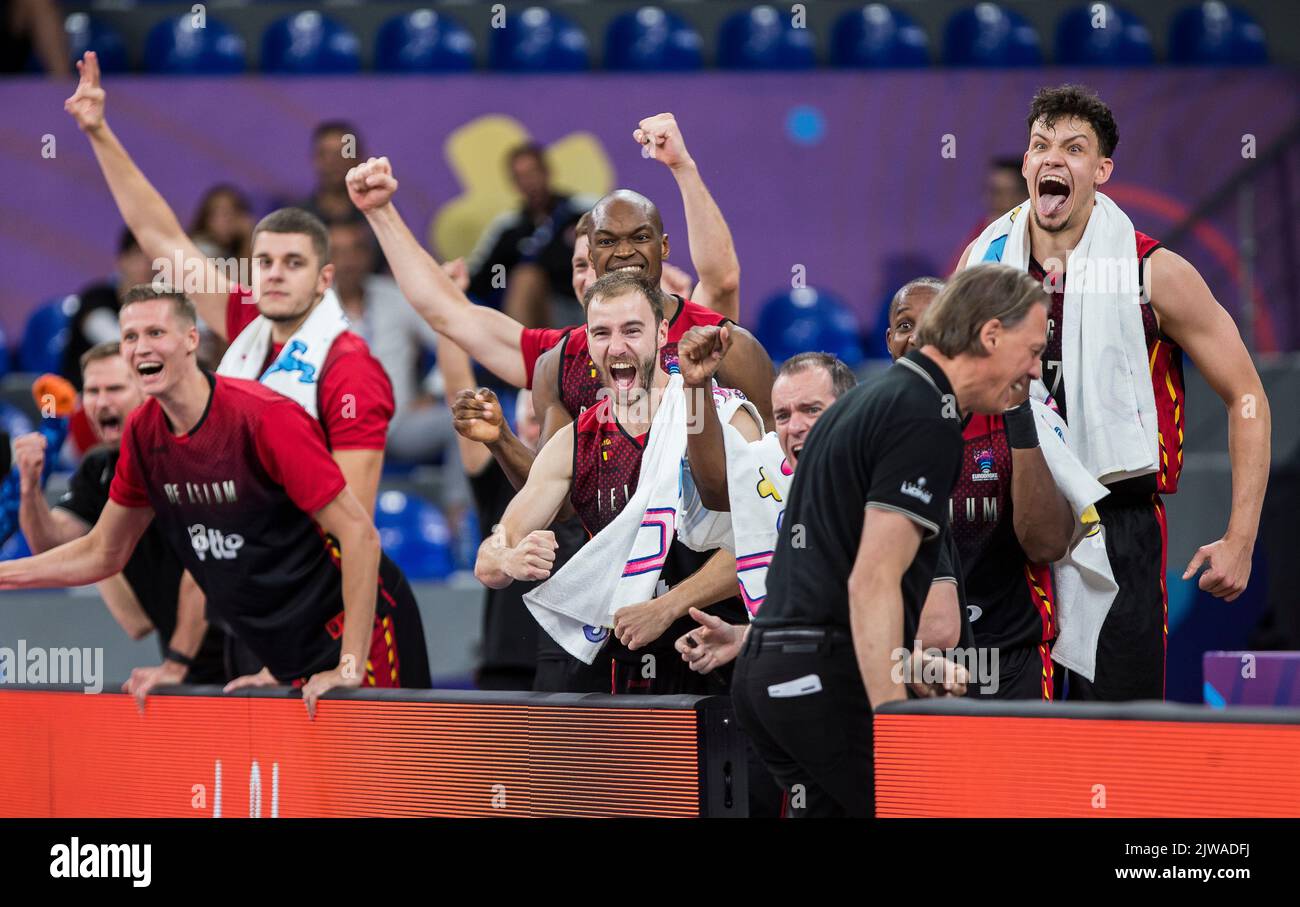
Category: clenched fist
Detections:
[
  {"x1": 452, "y1": 388, "x2": 505, "y2": 445},
  {"x1": 64, "y1": 52, "x2": 106, "y2": 133},
  {"x1": 12, "y1": 433, "x2": 47, "y2": 494},
  {"x1": 505, "y1": 530, "x2": 557, "y2": 583},
  {"x1": 677, "y1": 323, "x2": 731, "y2": 388},
  {"x1": 346, "y1": 156, "x2": 398, "y2": 212},
  {"x1": 634, "y1": 113, "x2": 693, "y2": 171}
]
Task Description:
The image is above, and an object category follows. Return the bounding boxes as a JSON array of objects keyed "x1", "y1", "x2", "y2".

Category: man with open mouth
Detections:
[
  {"x1": 475, "y1": 271, "x2": 763, "y2": 697},
  {"x1": 12, "y1": 341, "x2": 228, "y2": 695},
  {"x1": 0, "y1": 288, "x2": 429, "y2": 715},
  {"x1": 956, "y1": 84, "x2": 1271, "y2": 702}
]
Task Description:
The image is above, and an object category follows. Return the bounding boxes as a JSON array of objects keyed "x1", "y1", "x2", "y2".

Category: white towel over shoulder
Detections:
[
  {"x1": 966, "y1": 194, "x2": 1159, "y2": 486},
  {"x1": 217, "y1": 289, "x2": 350, "y2": 418}
]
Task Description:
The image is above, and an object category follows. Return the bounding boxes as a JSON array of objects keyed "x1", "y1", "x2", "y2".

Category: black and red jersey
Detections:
[
  {"x1": 520, "y1": 296, "x2": 726, "y2": 416},
  {"x1": 948, "y1": 413, "x2": 1055, "y2": 654},
  {"x1": 570, "y1": 395, "x2": 747, "y2": 656},
  {"x1": 109, "y1": 373, "x2": 365, "y2": 681},
  {"x1": 1031, "y1": 230, "x2": 1184, "y2": 494}
]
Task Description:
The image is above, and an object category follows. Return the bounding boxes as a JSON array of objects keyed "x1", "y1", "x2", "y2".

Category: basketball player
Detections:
[
  {"x1": 956, "y1": 84, "x2": 1271, "y2": 700},
  {"x1": 0, "y1": 288, "x2": 431, "y2": 713},
  {"x1": 66, "y1": 51, "x2": 395, "y2": 518},
  {"x1": 474, "y1": 272, "x2": 761, "y2": 695}
]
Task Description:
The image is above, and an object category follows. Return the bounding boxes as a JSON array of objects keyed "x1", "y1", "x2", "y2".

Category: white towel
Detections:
[
  {"x1": 1032, "y1": 400, "x2": 1119, "y2": 682},
  {"x1": 967, "y1": 193, "x2": 1159, "y2": 486},
  {"x1": 720, "y1": 427, "x2": 790, "y2": 618},
  {"x1": 217, "y1": 289, "x2": 350, "y2": 418},
  {"x1": 523, "y1": 377, "x2": 753, "y2": 664}
]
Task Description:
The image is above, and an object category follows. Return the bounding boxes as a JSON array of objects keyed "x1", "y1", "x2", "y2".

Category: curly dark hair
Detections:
[{"x1": 1026, "y1": 84, "x2": 1119, "y2": 158}]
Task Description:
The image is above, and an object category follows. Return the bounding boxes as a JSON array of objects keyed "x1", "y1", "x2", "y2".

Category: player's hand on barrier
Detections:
[
  {"x1": 12, "y1": 433, "x2": 46, "y2": 494},
  {"x1": 301, "y1": 664, "x2": 362, "y2": 719},
  {"x1": 677, "y1": 324, "x2": 731, "y2": 388},
  {"x1": 675, "y1": 607, "x2": 743, "y2": 674},
  {"x1": 452, "y1": 388, "x2": 505, "y2": 445},
  {"x1": 660, "y1": 262, "x2": 694, "y2": 300},
  {"x1": 505, "y1": 530, "x2": 557, "y2": 582},
  {"x1": 443, "y1": 257, "x2": 470, "y2": 293},
  {"x1": 122, "y1": 661, "x2": 187, "y2": 711},
  {"x1": 64, "y1": 52, "x2": 106, "y2": 133},
  {"x1": 346, "y1": 156, "x2": 398, "y2": 212},
  {"x1": 904, "y1": 651, "x2": 968, "y2": 699},
  {"x1": 613, "y1": 599, "x2": 675, "y2": 652},
  {"x1": 223, "y1": 666, "x2": 279, "y2": 694},
  {"x1": 634, "y1": 113, "x2": 693, "y2": 171},
  {"x1": 1183, "y1": 535, "x2": 1253, "y2": 602}
]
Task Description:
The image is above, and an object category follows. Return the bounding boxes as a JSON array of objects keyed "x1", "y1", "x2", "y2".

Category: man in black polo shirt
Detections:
[
  {"x1": 13, "y1": 341, "x2": 227, "y2": 693},
  {"x1": 732, "y1": 263, "x2": 1049, "y2": 818}
]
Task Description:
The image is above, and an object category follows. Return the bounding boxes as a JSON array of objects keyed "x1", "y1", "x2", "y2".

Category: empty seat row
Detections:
[{"x1": 61, "y1": 2, "x2": 1270, "y2": 75}]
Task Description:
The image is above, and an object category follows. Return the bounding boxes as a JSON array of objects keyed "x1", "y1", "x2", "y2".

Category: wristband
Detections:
[
  {"x1": 164, "y1": 647, "x2": 194, "y2": 668},
  {"x1": 1003, "y1": 399, "x2": 1039, "y2": 449}
]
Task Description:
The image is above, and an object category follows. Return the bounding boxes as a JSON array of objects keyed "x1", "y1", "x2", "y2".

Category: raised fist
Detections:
[
  {"x1": 346, "y1": 156, "x2": 398, "y2": 212},
  {"x1": 452, "y1": 388, "x2": 505, "y2": 445},
  {"x1": 506, "y1": 530, "x2": 557, "y2": 582},
  {"x1": 12, "y1": 433, "x2": 47, "y2": 493},
  {"x1": 633, "y1": 113, "x2": 692, "y2": 170},
  {"x1": 64, "y1": 52, "x2": 106, "y2": 134},
  {"x1": 677, "y1": 323, "x2": 731, "y2": 388}
]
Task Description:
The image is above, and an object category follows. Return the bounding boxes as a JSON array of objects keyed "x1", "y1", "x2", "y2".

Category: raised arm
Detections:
[
  {"x1": 1148, "y1": 248, "x2": 1270, "y2": 602},
  {"x1": 635, "y1": 114, "x2": 740, "y2": 321},
  {"x1": 14, "y1": 433, "x2": 89, "y2": 552},
  {"x1": 347, "y1": 156, "x2": 531, "y2": 387},
  {"x1": 0, "y1": 500, "x2": 153, "y2": 590},
  {"x1": 713, "y1": 324, "x2": 774, "y2": 430},
  {"x1": 474, "y1": 422, "x2": 575, "y2": 589},
  {"x1": 680, "y1": 324, "x2": 734, "y2": 510},
  {"x1": 65, "y1": 52, "x2": 232, "y2": 337}
]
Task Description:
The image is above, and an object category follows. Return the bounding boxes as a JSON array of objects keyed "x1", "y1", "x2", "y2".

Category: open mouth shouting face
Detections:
[
  {"x1": 586, "y1": 285, "x2": 667, "y2": 407},
  {"x1": 1025, "y1": 115, "x2": 1111, "y2": 234},
  {"x1": 81, "y1": 354, "x2": 145, "y2": 445},
  {"x1": 588, "y1": 193, "x2": 669, "y2": 284},
  {"x1": 119, "y1": 296, "x2": 198, "y2": 399}
]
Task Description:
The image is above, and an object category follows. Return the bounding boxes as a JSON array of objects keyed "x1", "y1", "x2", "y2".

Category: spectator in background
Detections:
[
  {"x1": 951, "y1": 157, "x2": 1027, "y2": 272},
  {"x1": 0, "y1": 0, "x2": 69, "y2": 76},
  {"x1": 189, "y1": 183, "x2": 254, "y2": 263},
  {"x1": 328, "y1": 220, "x2": 467, "y2": 514},
  {"x1": 298, "y1": 121, "x2": 366, "y2": 226},
  {"x1": 60, "y1": 228, "x2": 153, "y2": 389},
  {"x1": 465, "y1": 143, "x2": 596, "y2": 328}
]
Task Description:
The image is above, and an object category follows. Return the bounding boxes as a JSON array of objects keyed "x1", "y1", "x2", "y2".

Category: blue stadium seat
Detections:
[
  {"x1": 717, "y1": 6, "x2": 816, "y2": 70},
  {"x1": 943, "y1": 3, "x2": 1044, "y2": 67},
  {"x1": 19, "y1": 296, "x2": 75, "y2": 375},
  {"x1": 831, "y1": 4, "x2": 930, "y2": 68},
  {"x1": 144, "y1": 14, "x2": 247, "y2": 74},
  {"x1": 489, "y1": 6, "x2": 590, "y2": 72},
  {"x1": 375, "y1": 9, "x2": 476, "y2": 73},
  {"x1": 0, "y1": 401, "x2": 33, "y2": 442},
  {"x1": 0, "y1": 327, "x2": 10, "y2": 381},
  {"x1": 64, "y1": 13, "x2": 129, "y2": 73},
  {"x1": 375, "y1": 491, "x2": 455, "y2": 581},
  {"x1": 754, "y1": 289, "x2": 865, "y2": 368},
  {"x1": 0, "y1": 533, "x2": 32, "y2": 563},
  {"x1": 604, "y1": 7, "x2": 703, "y2": 72},
  {"x1": 1055, "y1": 4, "x2": 1154, "y2": 65},
  {"x1": 1169, "y1": 2, "x2": 1267, "y2": 65},
  {"x1": 261, "y1": 12, "x2": 361, "y2": 74}
]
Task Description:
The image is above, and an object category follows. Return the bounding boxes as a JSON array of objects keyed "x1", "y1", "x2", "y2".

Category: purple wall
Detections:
[{"x1": 1, "y1": 69, "x2": 1297, "y2": 347}]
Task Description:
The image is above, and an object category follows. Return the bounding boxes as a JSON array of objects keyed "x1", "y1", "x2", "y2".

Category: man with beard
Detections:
[
  {"x1": 475, "y1": 272, "x2": 760, "y2": 695},
  {"x1": 14, "y1": 342, "x2": 228, "y2": 694},
  {"x1": 957, "y1": 84, "x2": 1271, "y2": 700}
]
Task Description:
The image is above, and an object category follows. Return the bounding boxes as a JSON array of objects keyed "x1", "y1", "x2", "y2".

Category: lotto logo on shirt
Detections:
[{"x1": 189, "y1": 524, "x2": 245, "y2": 562}]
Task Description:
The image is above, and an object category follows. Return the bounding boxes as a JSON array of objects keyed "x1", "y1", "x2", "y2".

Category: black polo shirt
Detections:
[
  {"x1": 756, "y1": 350, "x2": 965, "y2": 644},
  {"x1": 58, "y1": 445, "x2": 227, "y2": 683}
]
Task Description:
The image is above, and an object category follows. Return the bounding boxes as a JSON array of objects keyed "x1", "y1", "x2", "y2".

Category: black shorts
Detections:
[
  {"x1": 1066, "y1": 492, "x2": 1167, "y2": 702},
  {"x1": 966, "y1": 640, "x2": 1054, "y2": 700},
  {"x1": 732, "y1": 626, "x2": 874, "y2": 818}
]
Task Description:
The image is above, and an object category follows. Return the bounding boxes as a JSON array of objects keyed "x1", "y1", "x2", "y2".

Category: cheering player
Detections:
[
  {"x1": 0, "y1": 288, "x2": 430, "y2": 713},
  {"x1": 956, "y1": 85, "x2": 1271, "y2": 700},
  {"x1": 475, "y1": 272, "x2": 761, "y2": 695}
]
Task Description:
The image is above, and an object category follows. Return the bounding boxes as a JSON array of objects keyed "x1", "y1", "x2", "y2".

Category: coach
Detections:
[{"x1": 732, "y1": 264, "x2": 1050, "y2": 818}]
